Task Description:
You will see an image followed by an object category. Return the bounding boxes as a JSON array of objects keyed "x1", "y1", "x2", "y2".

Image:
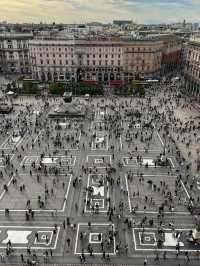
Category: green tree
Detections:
[{"x1": 21, "y1": 81, "x2": 39, "y2": 94}]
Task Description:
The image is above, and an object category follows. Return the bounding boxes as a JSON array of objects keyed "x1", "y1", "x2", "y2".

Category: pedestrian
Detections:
[
  {"x1": 35, "y1": 232, "x2": 39, "y2": 241},
  {"x1": 63, "y1": 220, "x2": 66, "y2": 229},
  {"x1": 20, "y1": 253, "x2": 24, "y2": 262},
  {"x1": 67, "y1": 238, "x2": 70, "y2": 247}
]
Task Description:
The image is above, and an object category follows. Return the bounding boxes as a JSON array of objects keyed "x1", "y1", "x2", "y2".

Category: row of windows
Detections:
[
  {"x1": 31, "y1": 47, "x2": 122, "y2": 52},
  {"x1": 189, "y1": 52, "x2": 200, "y2": 61},
  {"x1": 126, "y1": 54, "x2": 158, "y2": 58},
  {"x1": 36, "y1": 53, "x2": 121, "y2": 59},
  {"x1": 126, "y1": 47, "x2": 158, "y2": 52},
  {"x1": 32, "y1": 47, "x2": 73, "y2": 52},
  {"x1": 34, "y1": 68, "x2": 122, "y2": 72},
  {"x1": 6, "y1": 52, "x2": 28, "y2": 56},
  {"x1": 128, "y1": 66, "x2": 151, "y2": 71},
  {"x1": 188, "y1": 68, "x2": 200, "y2": 79},
  {"x1": 32, "y1": 47, "x2": 159, "y2": 54},
  {"x1": 38, "y1": 60, "x2": 121, "y2": 66},
  {"x1": 0, "y1": 44, "x2": 28, "y2": 49},
  {"x1": 86, "y1": 54, "x2": 121, "y2": 59},
  {"x1": 39, "y1": 53, "x2": 73, "y2": 58},
  {"x1": 39, "y1": 60, "x2": 74, "y2": 65}
]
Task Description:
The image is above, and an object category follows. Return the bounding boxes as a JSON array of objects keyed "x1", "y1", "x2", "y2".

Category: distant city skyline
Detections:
[{"x1": 0, "y1": 0, "x2": 200, "y2": 24}]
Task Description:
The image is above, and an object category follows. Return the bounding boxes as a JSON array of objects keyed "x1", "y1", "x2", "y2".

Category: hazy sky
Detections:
[{"x1": 0, "y1": 0, "x2": 200, "y2": 24}]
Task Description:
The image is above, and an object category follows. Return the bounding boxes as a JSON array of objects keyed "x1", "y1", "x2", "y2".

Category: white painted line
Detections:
[
  {"x1": 33, "y1": 129, "x2": 43, "y2": 144},
  {"x1": 168, "y1": 157, "x2": 175, "y2": 168},
  {"x1": 0, "y1": 153, "x2": 14, "y2": 168},
  {"x1": 135, "y1": 210, "x2": 189, "y2": 215},
  {"x1": 84, "y1": 174, "x2": 91, "y2": 213},
  {"x1": 157, "y1": 131, "x2": 164, "y2": 147},
  {"x1": 120, "y1": 135, "x2": 123, "y2": 150},
  {"x1": 62, "y1": 174, "x2": 72, "y2": 211},
  {"x1": 15, "y1": 136, "x2": 24, "y2": 148},
  {"x1": 142, "y1": 174, "x2": 177, "y2": 177},
  {"x1": 0, "y1": 225, "x2": 58, "y2": 228},
  {"x1": 78, "y1": 132, "x2": 81, "y2": 142},
  {"x1": 181, "y1": 180, "x2": 193, "y2": 206},
  {"x1": 74, "y1": 223, "x2": 80, "y2": 255},
  {"x1": 132, "y1": 228, "x2": 137, "y2": 251},
  {"x1": 125, "y1": 175, "x2": 131, "y2": 212},
  {"x1": 0, "y1": 176, "x2": 14, "y2": 201},
  {"x1": 54, "y1": 226, "x2": 60, "y2": 250},
  {"x1": 1, "y1": 135, "x2": 25, "y2": 149},
  {"x1": 0, "y1": 136, "x2": 10, "y2": 149},
  {"x1": 20, "y1": 155, "x2": 39, "y2": 166}
]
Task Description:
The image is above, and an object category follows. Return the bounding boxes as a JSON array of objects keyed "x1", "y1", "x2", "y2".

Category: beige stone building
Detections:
[
  {"x1": 123, "y1": 38, "x2": 163, "y2": 81},
  {"x1": 29, "y1": 34, "x2": 181, "y2": 83},
  {"x1": 0, "y1": 33, "x2": 33, "y2": 74},
  {"x1": 160, "y1": 34, "x2": 182, "y2": 74},
  {"x1": 29, "y1": 36, "x2": 124, "y2": 82},
  {"x1": 184, "y1": 36, "x2": 200, "y2": 97}
]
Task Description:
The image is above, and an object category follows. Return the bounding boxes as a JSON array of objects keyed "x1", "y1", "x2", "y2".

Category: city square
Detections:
[
  {"x1": 0, "y1": 86, "x2": 199, "y2": 266},
  {"x1": 0, "y1": 4, "x2": 200, "y2": 265}
]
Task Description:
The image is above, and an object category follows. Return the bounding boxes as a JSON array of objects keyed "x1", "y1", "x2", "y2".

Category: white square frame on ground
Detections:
[
  {"x1": 91, "y1": 133, "x2": 109, "y2": 151},
  {"x1": 94, "y1": 108, "x2": 107, "y2": 120},
  {"x1": 0, "y1": 174, "x2": 72, "y2": 213},
  {"x1": 20, "y1": 155, "x2": 76, "y2": 167},
  {"x1": 84, "y1": 174, "x2": 109, "y2": 213},
  {"x1": 0, "y1": 226, "x2": 60, "y2": 250},
  {"x1": 33, "y1": 231, "x2": 53, "y2": 246},
  {"x1": 125, "y1": 174, "x2": 190, "y2": 215},
  {"x1": 122, "y1": 157, "x2": 175, "y2": 168},
  {"x1": 119, "y1": 121, "x2": 164, "y2": 152},
  {"x1": 33, "y1": 130, "x2": 82, "y2": 151},
  {"x1": 138, "y1": 232, "x2": 157, "y2": 246},
  {"x1": 0, "y1": 154, "x2": 15, "y2": 168},
  {"x1": 74, "y1": 223, "x2": 116, "y2": 255},
  {"x1": 90, "y1": 121, "x2": 106, "y2": 130},
  {"x1": 0, "y1": 135, "x2": 25, "y2": 150},
  {"x1": 89, "y1": 233, "x2": 102, "y2": 244},
  {"x1": 86, "y1": 155, "x2": 112, "y2": 168},
  {"x1": 132, "y1": 228, "x2": 200, "y2": 252}
]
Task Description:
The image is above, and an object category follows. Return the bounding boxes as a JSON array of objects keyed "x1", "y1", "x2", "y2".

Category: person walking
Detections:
[{"x1": 144, "y1": 257, "x2": 147, "y2": 265}]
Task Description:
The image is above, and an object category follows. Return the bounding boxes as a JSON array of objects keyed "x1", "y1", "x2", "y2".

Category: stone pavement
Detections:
[{"x1": 0, "y1": 90, "x2": 199, "y2": 265}]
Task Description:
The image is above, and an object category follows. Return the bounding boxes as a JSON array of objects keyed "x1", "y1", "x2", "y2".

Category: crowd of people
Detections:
[{"x1": 0, "y1": 78, "x2": 200, "y2": 265}]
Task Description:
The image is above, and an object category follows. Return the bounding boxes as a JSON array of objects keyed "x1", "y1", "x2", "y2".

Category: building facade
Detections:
[
  {"x1": 184, "y1": 37, "x2": 200, "y2": 98},
  {"x1": 0, "y1": 33, "x2": 33, "y2": 74},
  {"x1": 29, "y1": 35, "x2": 167, "y2": 82},
  {"x1": 160, "y1": 34, "x2": 182, "y2": 75},
  {"x1": 23, "y1": 35, "x2": 181, "y2": 82},
  {"x1": 123, "y1": 37, "x2": 163, "y2": 80},
  {"x1": 29, "y1": 36, "x2": 124, "y2": 82}
]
